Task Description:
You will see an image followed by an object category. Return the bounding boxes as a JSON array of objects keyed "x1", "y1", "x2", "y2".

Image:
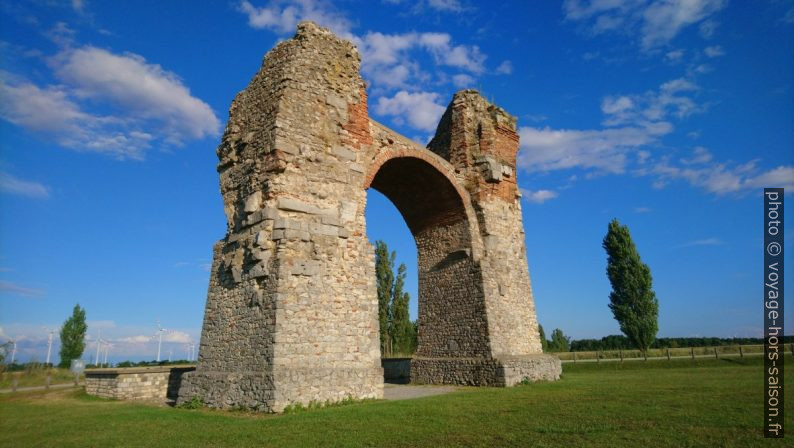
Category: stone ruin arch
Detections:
[{"x1": 177, "y1": 22, "x2": 561, "y2": 412}]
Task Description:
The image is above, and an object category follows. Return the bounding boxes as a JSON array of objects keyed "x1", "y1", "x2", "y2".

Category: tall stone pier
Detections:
[{"x1": 177, "y1": 21, "x2": 561, "y2": 412}]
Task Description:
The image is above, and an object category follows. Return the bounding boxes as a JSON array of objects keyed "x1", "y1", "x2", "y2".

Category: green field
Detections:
[
  {"x1": 0, "y1": 367, "x2": 77, "y2": 389},
  {"x1": 1, "y1": 357, "x2": 790, "y2": 447}
]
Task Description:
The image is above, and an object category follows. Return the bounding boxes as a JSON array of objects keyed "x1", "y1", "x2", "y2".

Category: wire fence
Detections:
[{"x1": 555, "y1": 344, "x2": 788, "y2": 363}]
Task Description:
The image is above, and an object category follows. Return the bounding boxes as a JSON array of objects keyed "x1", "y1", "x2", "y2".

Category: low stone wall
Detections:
[
  {"x1": 85, "y1": 365, "x2": 195, "y2": 400},
  {"x1": 382, "y1": 358, "x2": 411, "y2": 383}
]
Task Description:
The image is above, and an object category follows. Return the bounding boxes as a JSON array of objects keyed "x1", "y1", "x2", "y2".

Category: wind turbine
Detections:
[
  {"x1": 94, "y1": 329, "x2": 102, "y2": 366},
  {"x1": 102, "y1": 341, "x2": 112, "y2": 367},
  {"x1": 44, "y1": 327, "x2": 58, "y2": 367},
  {"x1": 152, "y1": 321, "x2": 171, "y2": 362},
  {"x1": 8, "y1": 337, "x2": 17, "y2": 364}
]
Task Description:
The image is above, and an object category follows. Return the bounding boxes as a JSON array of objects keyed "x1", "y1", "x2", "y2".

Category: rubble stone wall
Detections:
[{"x1": 86, "y1": 366, "x2": 195, "y2": 400}]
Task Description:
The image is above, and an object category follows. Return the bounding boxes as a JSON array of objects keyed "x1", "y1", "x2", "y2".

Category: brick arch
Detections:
[{"x1": 364, "y1": 151, "x2": 471, "y2": 235}]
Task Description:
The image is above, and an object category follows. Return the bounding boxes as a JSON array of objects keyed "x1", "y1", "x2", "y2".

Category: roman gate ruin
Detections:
[{"x1": 177, "y1": 21, "x2": 561, "y2": 412}]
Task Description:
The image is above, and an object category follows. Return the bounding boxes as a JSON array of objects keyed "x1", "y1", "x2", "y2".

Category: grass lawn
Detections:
[
  {"x1": 1, "y1": 356, "x2": 790, "y2": 447},
  {"x1": 0, "y1": 368, "x2": 78, "y2": 389}
]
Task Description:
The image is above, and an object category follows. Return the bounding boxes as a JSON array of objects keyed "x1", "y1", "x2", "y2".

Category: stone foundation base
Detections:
[
  {"x1": 176, "y1": 371, "x2": 275, "y2": 411},
  {"x1": 498, "y1": 354, "x2": 562, "y2": 386},
  {"x1": 177, "y1": 366, "x2": 383, "y2": 412},
  {"x1": 271, "y1": 366, "x2": 383, "y2": 411},
  {"x1": 411, "y1": 355, "x2": 561, "y2": 386}
]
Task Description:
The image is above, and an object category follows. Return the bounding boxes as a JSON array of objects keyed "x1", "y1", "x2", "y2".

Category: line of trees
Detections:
[
  {"x1": 538, "y1": 328, "x2": 790, "y2": 353},
  {"x1": 375, "y1": 241, "x2": 417, "y2": 357}
]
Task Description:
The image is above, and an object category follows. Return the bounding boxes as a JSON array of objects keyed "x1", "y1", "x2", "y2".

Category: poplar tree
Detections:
[
  {"x1": 375, "y1": 241, "x2": 416, "y2": 356},
  {"x1": 58, "y1": 304, "x2": 87, "y2": 368},
  {"x1": 375, "y1": 241, "x2": 394, "y2": 355},
  {"x1": 602, "y1": 219, "x2": 659, "y2": 353},
  {"x1": 538, "y1": 324, "x2": 549, "y2": 352}
]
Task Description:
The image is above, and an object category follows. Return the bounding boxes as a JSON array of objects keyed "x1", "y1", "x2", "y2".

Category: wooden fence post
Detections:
[
  {"x1": 739, "y1": 346, "x2": 743, "y2": 358},
  {"x1": 666, "y1": 348, "x2": 671, "y2": 361},
  {"x1": 45, "y1": 374, "x2": 51, "y2": 390},
  {"x1": 12, "y1": 377, "x2": 18, "y2": 392},
  {"x1": 596, "y1": 351, "x2": 600, "y2": 363},
  {"x1": 714, "y1": 347, "x2": 719, "y2": 359},
  {"x1": 573, "y1": 352, "x2": 576, "y2": 364},
  {"x1": 691, "y1": 347, "x2": 695, "y2": 360},
  {"x1": 790, "y1": 343, "x2": 794, "y2": 356},
  {"x1": 643, "y1": 350, "x2": 647, "y2": 361},
  {"x1": 619, "y1": 349, "x2": 623, "y2": 362}
]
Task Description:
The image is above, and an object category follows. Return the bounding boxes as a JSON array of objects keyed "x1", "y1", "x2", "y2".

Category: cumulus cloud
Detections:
[
  {"x1": 0, "y1": 172, "x2": 49, "y2": 198},
  {"x1": 518, "y1": 123, "x2": 672, "y2": 173},
  {"x1": 0, "y1": 46, "x2": 219, "y2": 160},
  {"x1": 563, "y1": 0, "x2": 727, "y2": 50},
  {"x1": 601, "y1": 77, "x2": 700, "y2": 126},
  {"x1": 357, "y1": 31, "x2": 486, "y2": 77},
  {"x1": 374, "y1": 91, "x2": 446, "y2": 131},
  {"x1": 516, "y1": 76, "x2": 792, "y2": 197},
  {"x1": 237, "y1": 0, "x2": 352, "y2": 37},
  {"x1": 651, "y1": 156, "x2": 794, "y2": 195},
  {"x1": 53, "y1": 46, "x2": 220, "y2": 144},
  {"x1": 521, "y1": 188, "x2": 559, "y2": 204}
]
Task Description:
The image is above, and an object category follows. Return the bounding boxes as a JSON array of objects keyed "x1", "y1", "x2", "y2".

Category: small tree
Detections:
[
  {"x1": 375, "y1": 241, "x2": 395, "y2": 355},
  {"x1": 602, "y1": 219, "x2": 659, "y2": 353},
  {"x1": 58, "y1": 304, "x2": 87, "y2": 368},
  {"x1": 549, "y1": 328, "x2": 570, "y2": 352},
  {"x1": 538, "y1": 324, "x2": 549, "y2": 352},
  {"x1": 375, "y1": 241, "x2": 417, "y2": 356}
]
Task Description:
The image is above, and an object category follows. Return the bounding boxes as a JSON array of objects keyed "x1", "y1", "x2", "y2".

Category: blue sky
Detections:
[{"x1": 0, "y1": 0, "x2": 792, "y2": 363}]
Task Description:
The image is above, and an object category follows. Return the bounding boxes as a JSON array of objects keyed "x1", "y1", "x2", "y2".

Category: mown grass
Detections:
[
  {"x1": 0, "y1": 356, "x2": 790, "y2": 447},
  {"x1": 0, "y1": 367, "x2": 77, "y2": 389}
]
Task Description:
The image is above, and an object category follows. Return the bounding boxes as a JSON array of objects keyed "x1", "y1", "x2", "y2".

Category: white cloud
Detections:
[
  {"x1": 678, "y1": 237, "x2": 723, "y2": 248},
  {"x1": 0, "y1": 172, "x2": 49, "y2": 198},
  {"x1": 602, "y1": 78, "x2": 700, "y2": 126},
  {"x1": 517, "y1": 123, "x2": 672, "y2": 173},
  {"x1": 680, "y1": 146, "x2": 712, "y2": 164},
  {"x1": 521, "y1": 188, "x2": 559, "y2": 204},
  {"x1": 375, "y1": 91, "x2": 445, "y2": 131},
  {"x1": 119, "y1": 335, "x2": 152, "y2": 343},
  {"x1": 703, "y1": 45, "x2": 724, "y2": 57},
  {"x1": 563, "y1": 0, "x2": 726, "y2": 50},
  {"x1": 428, "y1": 0, "x2": 463, "y2": 11},
  {"x1": 634, "y1": 206, "x2": 652, "y2": 213},
  {"x1": 54, "y1": 46, "x2": 220, "y2": 144},
  {"x1": 452, "y1": 73, "x2": 474, "y2": 88},
  {"x1": 0, "y1": 46, "x2": 219, "y2": 160},
  {"x1": 665, "y1": 49, "x2": 685, "y2": 62},
  {"x1": 641, "y1": 0, "x2": 725, "y2": 49},
  {"x1": 164, "y1": 330, "x2": 192, "y2": 343},
  {"x1": 0, "y1": 280, "x2": 44, "y2": 298},
  {"x1": 652, "y1": 159, "x2": 794, "y2": 195},
  {"x1": 237, "y1": 0, "x2": 352, "y2": 37},
  {"x1": 495, "y1": 60, "x2": 513, "y2": 75}
]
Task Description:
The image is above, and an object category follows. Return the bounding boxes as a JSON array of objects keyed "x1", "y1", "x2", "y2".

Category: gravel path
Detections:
[{"x1": 382, "y1": 384, "x2": 458, "y2": 401}]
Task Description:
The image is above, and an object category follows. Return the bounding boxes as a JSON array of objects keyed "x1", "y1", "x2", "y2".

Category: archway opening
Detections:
[{"x1": 365, "y1": 156, "x2": 490, "y2": 384}]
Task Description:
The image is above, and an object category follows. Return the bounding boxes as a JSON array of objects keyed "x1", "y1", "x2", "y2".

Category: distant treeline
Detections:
[
  {"x1": 113, "y1": 360, "x2": 193, "y2": 368},
  {"x1": 570, "y1": 335, "x2": 794, "y2": 352}
]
